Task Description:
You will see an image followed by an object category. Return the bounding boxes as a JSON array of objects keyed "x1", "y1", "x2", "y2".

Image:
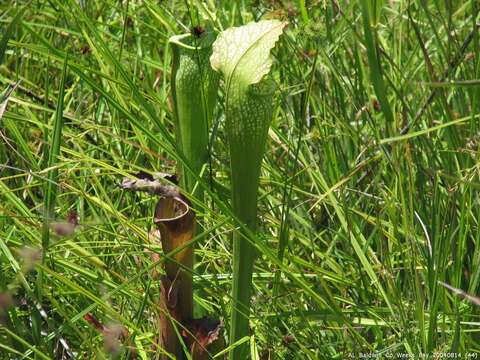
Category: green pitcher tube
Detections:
[
  {"x1": 169, "y1": 31, "x2": 219, "y2": 199},
  {"x1": 228, "y1": 79, "x2": 276, "y2": 359}
]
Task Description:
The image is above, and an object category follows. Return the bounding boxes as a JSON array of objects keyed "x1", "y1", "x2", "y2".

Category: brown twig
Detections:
[{"x1": 119, "y1": 172, "x2": 179, "y2": 198}]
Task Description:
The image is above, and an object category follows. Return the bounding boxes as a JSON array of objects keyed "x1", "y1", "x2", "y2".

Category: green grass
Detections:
[{"x1": 0, "y1": 0, "x2": 480, "y2": 359}]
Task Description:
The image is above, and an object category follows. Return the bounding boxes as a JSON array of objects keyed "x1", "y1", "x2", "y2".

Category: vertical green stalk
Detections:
[
  {"x1": 37, "y1": 55, "x2": 67, "y2": 348},
  {"x1": 41, "y1": 56, "x2": 68, "y2": 265},
  {"x1": 210, "y1": 20, "x2": 286, "y2": 359},
  {"x1": 359, "y1": 0, "x2": 394, "y2": 136},
  {"x1": 169, "y1": 31, "x2": 219, "y2": 199}
]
